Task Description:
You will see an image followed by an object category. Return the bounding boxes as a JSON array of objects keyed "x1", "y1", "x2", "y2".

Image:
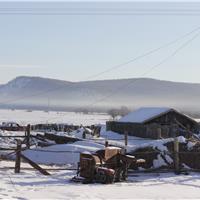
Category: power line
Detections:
[
  {"x1": 1, "y1": 13, "x2": 200, "y2": 16},
  {"x1": 0, "y1": 26, "x2": 199, "y2": 107},
  {"x1": 45, "y1": 29, "x2": 200, "y2": 122},
  {"x1": 1, "y1": 7, "x2": 200, "y2": 15},
  {"x1": 85, "y1": 26, "x2": 200, "y2": 80},
  {"x1": 87, "y1": 31, "x2": 200, "y2": 107},
  {"x1": 1, "y1": 8, "x2": 200, "y2": 11}
]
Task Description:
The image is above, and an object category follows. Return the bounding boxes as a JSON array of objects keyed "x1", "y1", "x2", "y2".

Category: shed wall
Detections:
[{"x1": 106, "y1": 111, "x2": 199, "y2": 139}]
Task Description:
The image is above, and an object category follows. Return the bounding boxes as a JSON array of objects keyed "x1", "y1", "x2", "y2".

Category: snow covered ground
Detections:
[
  {"x1": 0, "y1": 125, "x2": 154, "y2": 165},
  {"x1": 0, "y1": 125, "x2": 180, "y2": 167},
  {"x1": 23, "y1": 141, "x2": 105, "y2": 165},
  {"x1": 1, "y1": 109, "x2": 200, "y2": 199},
  {"x1": 0, "y1": 109, "x2": 110, "y2": 126},
  {"x1": 1, "y1": 161, "x2": 200, "y2": 199}
]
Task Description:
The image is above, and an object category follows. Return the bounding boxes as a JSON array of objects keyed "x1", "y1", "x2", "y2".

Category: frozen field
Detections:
[
  {"x1": 1, "y1": 161, "x2": 200, "y2": 200},
  {"x1": 0, "y1": 109, "x2": 110, "y2": 126},
  {"x1": 1, "y1": 109, "x2": 200, "y2": 199}
]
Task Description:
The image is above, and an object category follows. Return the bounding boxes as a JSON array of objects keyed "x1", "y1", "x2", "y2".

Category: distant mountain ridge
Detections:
[{"x1": 0, "y1": 76, "x2": 200, "y2": 112}]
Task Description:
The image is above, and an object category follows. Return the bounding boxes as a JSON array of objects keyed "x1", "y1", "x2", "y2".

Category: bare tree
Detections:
[
  {"x1": 108, "y1": 109, "x2": 119, "y2": 120},
  {"x1": 119, "y1": 106, "x2": 130, "y2": 117},
  {"x1": 108, "y1": 106, "x2": 131, "y2": 120}
]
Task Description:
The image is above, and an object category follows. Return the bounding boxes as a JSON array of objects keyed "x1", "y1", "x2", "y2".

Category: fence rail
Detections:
[
  {"x1": 0, "y1": 129, "x2": 200, "y2": 176},
  {"x1": 0, "y1": 135, "x2": 28, "y2": 138}
]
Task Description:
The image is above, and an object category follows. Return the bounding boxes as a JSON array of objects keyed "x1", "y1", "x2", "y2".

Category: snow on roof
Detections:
[{"x1": 118, "y1": 107, "x2": 173, "y2": 123}]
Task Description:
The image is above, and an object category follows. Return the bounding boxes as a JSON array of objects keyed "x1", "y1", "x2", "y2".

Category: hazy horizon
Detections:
[
  {"x1": 3, "y1": 75, "x2": 200, "y2": 85},
  {"x1": 1, "y1": 75, "x2": 200, "y2": 113}
]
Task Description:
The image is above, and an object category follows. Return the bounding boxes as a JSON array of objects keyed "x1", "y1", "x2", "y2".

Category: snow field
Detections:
[
  {"x1": 1, "y1": 109, "x2": 200, "y2": 199},
  {"x1": 0, "y1": 109, "x2": 110, "y2": 126},
  {"x1": 1, "y1": 161, "x2": 200, "y2": 199}
]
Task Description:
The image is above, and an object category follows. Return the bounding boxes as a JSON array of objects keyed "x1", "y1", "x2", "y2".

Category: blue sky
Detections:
[{"x1": 0, "y1": 1, "x2": 200, "y2": 84}]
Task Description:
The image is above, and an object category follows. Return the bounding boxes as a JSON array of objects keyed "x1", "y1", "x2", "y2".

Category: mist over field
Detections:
[{"x1": 0, "y1": 76, "x2": 200, "y2": 114}]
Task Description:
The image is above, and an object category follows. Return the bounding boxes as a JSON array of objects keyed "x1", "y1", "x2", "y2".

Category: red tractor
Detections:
[{"x1": 72, "y1": 147, "x2": 145, "y2": 184}]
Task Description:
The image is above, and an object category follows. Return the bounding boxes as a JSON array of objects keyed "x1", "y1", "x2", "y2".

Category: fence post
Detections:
[
  {"x1": 105, "y1": 140, "x2": 109, "y2": 147},
  {"x1": 82, "y1": 130, "x2": 86, "y2": 139},
  {"x1": 15, "y1": 140, "x2": 21, "y2": 173},
  {"x1": 124, "y1": 131, "x2": 128, "y2": 153},
  {"x1": 174, "y1": 137, "x2": 180, "y2": 174},
  {"x1": 26, "y1": 124, "x2": 31, "y2": 149}
]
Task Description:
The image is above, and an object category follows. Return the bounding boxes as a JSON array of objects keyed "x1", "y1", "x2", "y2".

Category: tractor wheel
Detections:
[
  {"x1": 95, "y1": 171, "x2": 107, "y2": 184},
  {"x1": 114, "y1": 168, "x2": 127, "y2": 182},
  {"x1": 95, "y1": 171, "x2": 114, "y2": 184},
  {"x1": 106, "y1": 174, "x2": 115, "y2": 184}
]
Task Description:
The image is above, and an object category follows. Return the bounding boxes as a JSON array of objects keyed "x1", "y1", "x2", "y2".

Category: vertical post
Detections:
[
  {"x1": 174, "y1": 137, "x2": 180, "y2": 174},
  {"x1": 15, "y1": 140, "x2": 21, "y2": 173},
  {"x1": 124, "y1": 131, "x2": 128, "y2": 153},
  {"x1": 157, "y1": 127, "x2": 162, "y2": 139},
  {"x1": 26, "y1": 124, "x2": 31, "y2": 149},
  {"x1": 82, "y1": 130, "x2": 86, "y2": 139},
  {"x1": 170, "y1": 124, "x2": 175, "y2": 138},
  {"x1": 105, "y1": 140, "x2": 109, "y2": 147}
]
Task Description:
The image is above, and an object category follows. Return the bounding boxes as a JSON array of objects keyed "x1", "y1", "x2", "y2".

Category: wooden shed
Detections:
[{"x1": 106, "y1": 107, "x2": 199, "y2": 139}]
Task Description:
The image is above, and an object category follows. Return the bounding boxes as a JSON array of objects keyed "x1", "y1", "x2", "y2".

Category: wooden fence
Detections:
[{"x1": 0, "y1": 126, "x2": 200, "y2": 176}]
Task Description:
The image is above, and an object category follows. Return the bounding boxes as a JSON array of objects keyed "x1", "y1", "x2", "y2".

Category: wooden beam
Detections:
[
  {"x1": 174, "y1": 119, "x2": 193, "y2": 136},
  {"x1": 21, "y1": 154, "x2": 50, "y2": 176}
]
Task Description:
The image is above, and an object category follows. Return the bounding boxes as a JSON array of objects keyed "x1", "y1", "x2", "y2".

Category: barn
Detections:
[{"x1": 106, "y1": 107, "x2": 199, "y2": 139}]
